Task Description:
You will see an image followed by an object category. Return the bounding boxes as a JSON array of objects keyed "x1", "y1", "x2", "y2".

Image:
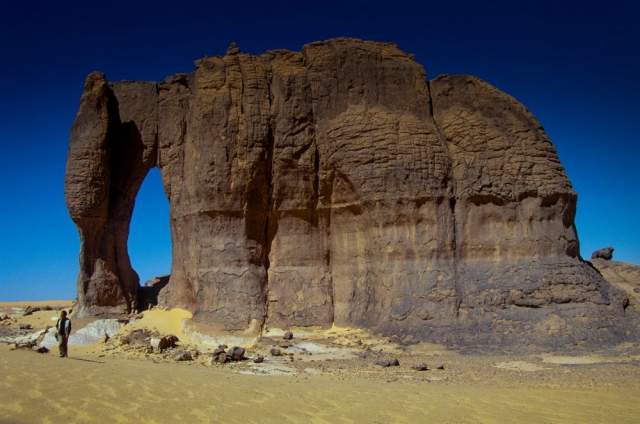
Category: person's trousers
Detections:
[{"x1": 58, "y1": 336, "x2": 68, "y2": 357}]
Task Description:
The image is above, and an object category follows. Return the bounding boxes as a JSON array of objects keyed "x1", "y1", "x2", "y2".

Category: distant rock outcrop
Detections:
[
  {"x1": 65, "y1": 38, "x2": 635, "y2": 349},
  {"x1": 592, "y1": 247, "x2": 615, "y2": 260}
]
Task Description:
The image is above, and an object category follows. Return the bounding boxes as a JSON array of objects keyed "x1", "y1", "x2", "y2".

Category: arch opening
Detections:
[{"x1": 128, "y1": 168, "x2": 172, "y2": 309}]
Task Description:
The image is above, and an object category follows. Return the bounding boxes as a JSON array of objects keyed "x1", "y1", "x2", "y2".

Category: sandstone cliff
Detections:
[{"x1": 65, "y1": 38, "x2": 634, "y2": 349}]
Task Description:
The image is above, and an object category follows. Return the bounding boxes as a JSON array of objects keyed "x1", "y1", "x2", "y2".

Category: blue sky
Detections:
[{"x1": 1, "y1": 0, "x2": 638, "y2": 300}]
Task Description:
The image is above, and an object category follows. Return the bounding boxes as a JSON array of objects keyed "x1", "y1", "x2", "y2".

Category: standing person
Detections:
[{"x1": 56, "y1": 310, "x2": 71, "y2": 358}]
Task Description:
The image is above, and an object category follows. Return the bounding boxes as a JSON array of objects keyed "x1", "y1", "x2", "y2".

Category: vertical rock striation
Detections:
[{"x1": 65, "y1": 38, "x2": 632, "y2": 348}]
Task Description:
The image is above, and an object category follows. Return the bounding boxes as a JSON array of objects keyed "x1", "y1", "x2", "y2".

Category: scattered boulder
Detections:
[
  {"x1": 375, "y1": 358, "x2": 400, "y2": 367},
  {"x1": 228, "y1": 346, "x2": 246, "y2": 361},
  {"x1": 209, "y1": 346, "x2": 246, "y2": 364},
  {"x1": 153, "y1": 335, "x2": 179, "y2": 352},
  {"x1": 283, "y1": 331, "x2": 294, "y2": 340},
  {"x1": 412, "y1": 363, "x2": 429, "y2": 371},
  {"x1": 211, "y1": 347, "x2": 229, "y2": 364},
  {"x1": 592, "y1": 247, "x2": 614, "y2": 260},
  {"x1": 253, "y1": 355, "x2": 264, "y2": 363},
  {"x1": 22, "y1": 306, "x2": 40, "y2": 316},
  {"x1": 270, "y1": 348, "x2": 282, "y2": 357}
]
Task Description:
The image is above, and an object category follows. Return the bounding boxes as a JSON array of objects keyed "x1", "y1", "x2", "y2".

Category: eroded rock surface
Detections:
[{"x1": 65, "y1": 38, "x2": 635, "y2": 349}]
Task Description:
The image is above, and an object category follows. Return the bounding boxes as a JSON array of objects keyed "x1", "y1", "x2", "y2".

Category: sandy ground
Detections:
[{"x1": 2, "y1": 301, "x2": 640, "y2": 423}]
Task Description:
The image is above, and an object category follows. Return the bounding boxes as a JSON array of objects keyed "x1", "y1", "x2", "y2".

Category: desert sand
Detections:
[{"x1": 2, "y1": 301, "x2": 640, "y2": 423}]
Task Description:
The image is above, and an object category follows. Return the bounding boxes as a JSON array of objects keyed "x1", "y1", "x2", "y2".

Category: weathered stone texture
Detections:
[{"x1": 65, "y1": 38, "x2": 634, "y2": 348}]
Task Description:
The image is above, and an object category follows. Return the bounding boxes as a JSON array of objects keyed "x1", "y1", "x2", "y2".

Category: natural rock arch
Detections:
[{"x1": 65, "y1": 38, "x2": 632, "y2": 348}]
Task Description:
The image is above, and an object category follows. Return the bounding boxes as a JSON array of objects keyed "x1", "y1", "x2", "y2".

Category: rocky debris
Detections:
[
  {"x1": 270, "y1": 348, "x2": 282, "y2": 357},
  {"x1": 121, "y1": 329, "x2": 155, "y2": 346},
  {"x1": 19, "y1": 324, "x2": 32, "y2": 330},
  {"x1": 412, "y1": 363, "x2": 429, "y2": 371},
  {"x1": 22, "y1": 306, "x2": 40, "y2": 316},
  {"x1": 209, "y1": 345, "x2": 247, "y2": 364},
  {"x1": 211, "y1": 351, "x2": 229, "y2": 364},
  {"x1": 253, "y1": 355, "x2": 264, "y2": 363},
  {"x1": 65, "y1": 37, "x2": 635, "y2": 349},
  {"x1": 283, "y1": 331, "x2": 294, "y2": 340},
  {"x1": 150, "y1": 335, "x2": 179, "y2": 353},
  {"x1": 592, "y1": 247, "x2": 614, "y2": 260},
  {"x1": 174, "y1": 350, "x2": 193, "y2": 361},
  {"x1": 13, "y1": 341, "x2": 36, "y2": 350},
  {"x1": 375, "y1": 358, "x2": 400, "y2": 368}
]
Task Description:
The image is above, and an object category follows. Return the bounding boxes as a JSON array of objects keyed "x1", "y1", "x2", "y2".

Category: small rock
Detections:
[
  {"x1": 270, "y1": 348, "x2": 282, "y2": 357},
  {"x1": 156, "y1": 335, "x2": 179, "y2": 352},
  {"x1": 218, "y1": 344, "x2": 228, "y2": 350},
  {"x1": 213, "y1": 352, "x2": 229, "y2": 364},
  {"x1": 0, "y1": 314, "x2": 9, "y2": 321},
  {"x1": 375, "y1": 358, "x2": 400, "y2": 367},
  {"x1": 253, "y1": 355, "x2": 264, "y2": 363},
  {"x1": 33, "y1": 346, "x2": 49, "y2": 354},
  {"x1": 19, "y1": 324, "x2": 32, "y2": 330},
  {"x1": 634, "y1": 287, "x2": 640, "y2": 293},
  {"x1": 228, "y1": 346, "x2": 246, "y2": 361},
  {"x1": 283, "y1": 331, "x2": 294, "y2": 340},
  {"x1": 412, "y1": 363, "x2": 429, "y2": 371},
  {"x1": 278, "y1": 341, "x2": 291, "y2": 349},
  {"x1": 174, "y1": 350, "x2": 193, "y2": 361},
  {"x1": 435, "y1": 364, "x2": 445, "y2": 370},
  {"x1": 23, "y1": 306, "x2": 40, "y2": 316},
  {"x1": 13, "y1": 340, "x2": 37, "y2": 350}
]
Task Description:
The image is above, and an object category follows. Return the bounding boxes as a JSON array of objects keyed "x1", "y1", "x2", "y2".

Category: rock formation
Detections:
[
  {"x1": 65, "y1": 38, "x2": 634, "y2": 349},
  {"x1": 592, "y1": 247, "x2": 614, "y2": 260}
]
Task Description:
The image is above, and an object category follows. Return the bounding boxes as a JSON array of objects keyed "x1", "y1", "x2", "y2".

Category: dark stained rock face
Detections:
[{"x1": 65, "y1": 38, "x2": 635, "y2": 349}]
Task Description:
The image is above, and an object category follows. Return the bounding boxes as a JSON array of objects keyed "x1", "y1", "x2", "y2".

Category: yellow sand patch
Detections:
[
  {"x1": 540, "y1": 354, "x2": 640, "y2": 365},
  {"x1": 124, "y1": 308, "x2": 192, "y2": 339},
  {"x1": 495, "y1": 361, "x2": 549, "y2": 372}
]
